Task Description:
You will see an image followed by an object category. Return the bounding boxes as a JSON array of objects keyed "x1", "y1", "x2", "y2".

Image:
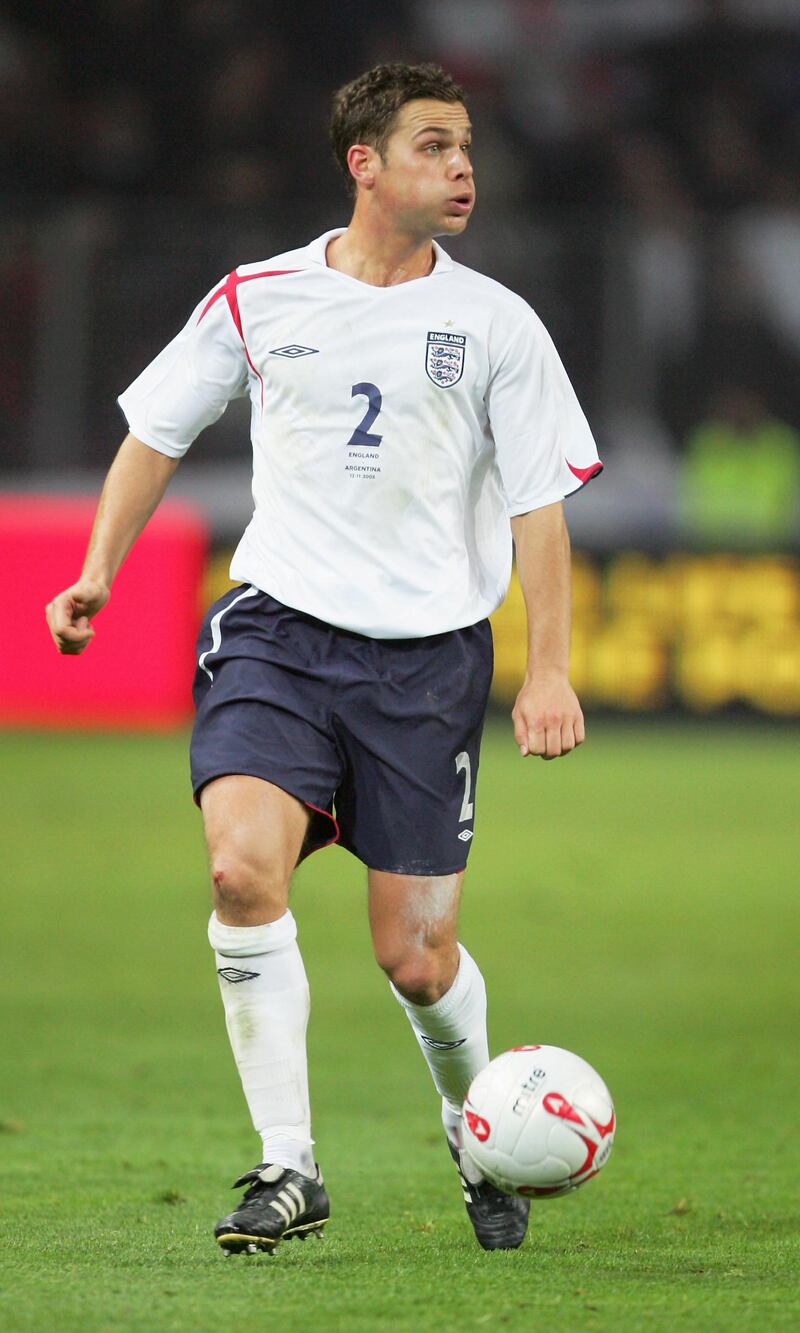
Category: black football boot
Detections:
[
  {"x1": 214, "y1": 1162, "x2": 329, "y2": 1254},
  {"x1": 448, "y1": 1140, "x2": 530, "y2": 1250}
]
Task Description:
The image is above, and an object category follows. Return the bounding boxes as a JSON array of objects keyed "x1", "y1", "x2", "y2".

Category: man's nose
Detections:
[{"x1": 448, "y1": 148, "x2": 472, "y2": 178}]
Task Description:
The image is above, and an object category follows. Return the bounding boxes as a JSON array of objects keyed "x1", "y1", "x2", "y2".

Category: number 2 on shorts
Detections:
[
  {"x1": 455, "y1": 751, "x2": 474, "y2": 821},
  {"x1": 347, "y1": 382, "x2": 383, "y2": 447}
]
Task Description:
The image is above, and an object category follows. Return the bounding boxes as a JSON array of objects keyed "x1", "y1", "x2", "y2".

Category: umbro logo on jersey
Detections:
[
  {"x1": 269, "y1": 344, "x2": 319, "y2": 358},
  {"x1": 420, "y1": 1034, "x2": 468, "y2": 1050},
  {"x1": 458, "y1": 829, "x2": 474, "y2": 842},
  {"x1": 217, "y1": 967, "x2": 260, "y2": 983},
  {"x1": 426, "y1": 330, "x2": 465, "y2": 387}
]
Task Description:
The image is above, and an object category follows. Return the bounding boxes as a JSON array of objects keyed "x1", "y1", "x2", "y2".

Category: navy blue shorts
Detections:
[{"x1": 190, "y1": 586, "x2": 494, "y2": 875}]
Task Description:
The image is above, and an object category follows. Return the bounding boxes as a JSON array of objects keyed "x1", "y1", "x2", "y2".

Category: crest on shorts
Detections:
[{"x1": 425, "y1": 331, "x2": 466, "y2": 387}]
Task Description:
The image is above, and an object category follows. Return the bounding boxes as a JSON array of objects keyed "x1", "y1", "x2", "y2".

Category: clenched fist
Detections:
[
  {"x1": 512, "y1": 671, "x2": 585, "y2": 760},
  {"x1": 46, "y1": 577, "x2": 109, "y2": 654}
]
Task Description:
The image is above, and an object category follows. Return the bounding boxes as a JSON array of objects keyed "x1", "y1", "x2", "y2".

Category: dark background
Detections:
[{"x1": 2, "y1": 0, "x2": 799, "y2": 607}]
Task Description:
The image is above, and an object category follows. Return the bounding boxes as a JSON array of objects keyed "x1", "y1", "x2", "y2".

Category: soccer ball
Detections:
[{"x1": 462, "y1": 1045, "x2": 615, "y2": 1197}]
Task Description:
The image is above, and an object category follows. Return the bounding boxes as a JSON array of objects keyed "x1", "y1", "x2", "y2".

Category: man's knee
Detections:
[
  {"x1": 201, "y1": 775, "x2": 309, "y2": 923},
  {"x1": 377, "y1": 943, "x2": 459, "y2": 1005},
  {"x1": 209, "y1": 850, "x2": 289, "y2": 923}
]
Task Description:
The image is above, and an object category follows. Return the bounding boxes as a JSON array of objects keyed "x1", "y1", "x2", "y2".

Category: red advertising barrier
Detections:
[{"x1": 1, "y1": 495, "x2": 209, "y2": 728}]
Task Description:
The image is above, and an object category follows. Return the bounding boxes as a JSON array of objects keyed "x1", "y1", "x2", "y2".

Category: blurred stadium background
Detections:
[{"x1": 2, "y1": 0, "x2": 800, "y2": 724}]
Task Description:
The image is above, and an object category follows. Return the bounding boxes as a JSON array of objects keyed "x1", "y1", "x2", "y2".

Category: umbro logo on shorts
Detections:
[
  {"x1": 420, "y1": 1034, "x2": 468, "y2": 1050},
  {"x1": 217, "y1": 967, "x2": 260, "y2": 983},
  {"x1": 458, "y1": 829, "x2": 474, "y2": 842},
  {"x1": 269, "y1": 344, "x2": 319, "y2": 358}
]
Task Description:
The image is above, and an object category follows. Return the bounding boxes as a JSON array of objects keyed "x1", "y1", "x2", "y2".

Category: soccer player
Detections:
[{"x1": 46, "y1": 63, "x2": 602, "y2": 1253}]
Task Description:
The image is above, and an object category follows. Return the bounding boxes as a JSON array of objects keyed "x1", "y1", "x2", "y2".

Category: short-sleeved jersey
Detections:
[{"x1": 118, "y1": 228, "x2": 602, "y2": 638}]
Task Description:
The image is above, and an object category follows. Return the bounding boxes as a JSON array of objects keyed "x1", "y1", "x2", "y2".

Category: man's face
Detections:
[{"x1": 371, "y1": 98, "x2": 475, "y2": 237}]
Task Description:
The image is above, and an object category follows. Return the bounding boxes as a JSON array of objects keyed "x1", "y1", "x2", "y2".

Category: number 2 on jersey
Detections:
[{"x1": 347, "y1": 382, "x2": 383, "y2": 448}]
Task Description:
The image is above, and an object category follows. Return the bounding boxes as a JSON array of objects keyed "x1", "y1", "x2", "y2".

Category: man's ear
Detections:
[{"x1": 346, "y1": 143, "x2": 379, "y2": 191}]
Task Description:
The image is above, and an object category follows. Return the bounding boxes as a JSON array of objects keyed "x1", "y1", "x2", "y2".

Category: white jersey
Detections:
[{"x1": 119, "y1": 228, "x2": 602, "y2": 638}]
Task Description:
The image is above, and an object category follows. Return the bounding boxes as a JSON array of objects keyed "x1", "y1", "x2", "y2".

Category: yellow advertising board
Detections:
[{"x1": 204, "y1": 551, "x2": 800, "y2": 715}]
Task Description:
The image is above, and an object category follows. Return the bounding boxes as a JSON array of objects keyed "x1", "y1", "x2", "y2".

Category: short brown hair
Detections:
[{"x1": 330, "y1": 62, "x2": 467, "y2": 196}]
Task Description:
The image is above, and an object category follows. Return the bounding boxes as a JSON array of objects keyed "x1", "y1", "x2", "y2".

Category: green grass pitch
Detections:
[{"x1": 1, "y1": 720, "x2": 798, "y2": 1332}]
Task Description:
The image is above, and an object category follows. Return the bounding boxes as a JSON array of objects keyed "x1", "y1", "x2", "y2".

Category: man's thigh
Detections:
[
  {"x1": 190, "y1": 586, "x2": 344, "y2": 857},
  {"x1": 334, "y1": 620, "x2": 494, "y2": 875}
]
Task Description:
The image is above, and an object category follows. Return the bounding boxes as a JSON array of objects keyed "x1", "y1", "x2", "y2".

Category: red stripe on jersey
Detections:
[
  {"x1": 198, "y1": 268, "x2": 300, "y2": 408},
  {"x1": 198, "y1": 268, "x2": 299, "y2": 326},
  {"x1": 566, "y1": 460, "x2": 604, "y2": 485}
]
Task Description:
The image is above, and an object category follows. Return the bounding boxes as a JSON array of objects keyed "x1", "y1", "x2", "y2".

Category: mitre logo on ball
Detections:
[{"x1": 461, "y1": 1046, "x2": 616, "y2": 1199}]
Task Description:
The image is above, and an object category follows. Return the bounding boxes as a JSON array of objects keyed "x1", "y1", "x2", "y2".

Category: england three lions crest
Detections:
[{"x1": 426, "y1": 331, "x2": 466, "y2": 387}]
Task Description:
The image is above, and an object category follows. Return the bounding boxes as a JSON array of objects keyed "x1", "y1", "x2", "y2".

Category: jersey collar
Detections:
[{"x1": 307, "y1": 228, "x2": 454, "y2": 283}]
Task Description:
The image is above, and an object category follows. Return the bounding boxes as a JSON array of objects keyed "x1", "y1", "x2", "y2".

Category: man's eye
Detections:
[{"x1": 425, "y1": 143, "x2": 440, "y2": 153}]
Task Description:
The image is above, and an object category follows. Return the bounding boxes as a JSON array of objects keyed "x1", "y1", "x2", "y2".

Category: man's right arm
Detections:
[{"x1": 45, "y1": 433, "x2": 180, "y2": 655}]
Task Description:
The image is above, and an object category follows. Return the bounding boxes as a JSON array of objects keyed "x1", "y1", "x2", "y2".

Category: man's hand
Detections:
[
  {"x1": 45, "y1": 577, "x2": 109, "y2": 655},
  {"x1": 512, "y1": 670, "x2": 585, "y2": 760}
]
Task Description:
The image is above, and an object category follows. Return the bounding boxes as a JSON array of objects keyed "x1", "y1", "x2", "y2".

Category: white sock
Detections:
[
  {"x1": 391, "y1": 943, "x2": 490, "y2": 1151},
  {"x1": 209, "y1": 909, "x2": 315, "y2": 1177}
]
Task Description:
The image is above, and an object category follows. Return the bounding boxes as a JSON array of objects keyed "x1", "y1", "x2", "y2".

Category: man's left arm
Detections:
[{"x1": 509, "y1": 501, "x2": 584, "y2": 760}]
